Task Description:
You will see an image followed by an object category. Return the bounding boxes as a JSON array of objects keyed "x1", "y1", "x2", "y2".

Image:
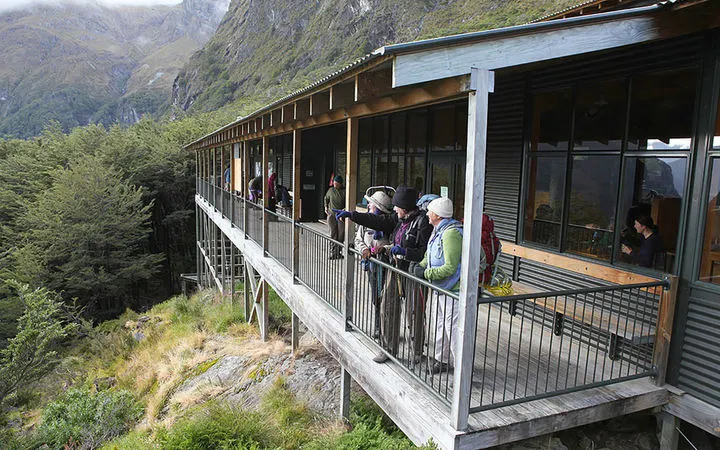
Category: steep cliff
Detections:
[{"x1": 173, "y1": 0, "x2": 578, "y2": 113}]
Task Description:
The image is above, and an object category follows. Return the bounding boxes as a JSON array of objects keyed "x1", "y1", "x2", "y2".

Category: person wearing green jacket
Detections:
[
  {"x1": 324, "y1": 175, "x2": 345, "y2": 259},
  {"x1": 414, "y1": 197, "x2": 463, "y2": 374}
]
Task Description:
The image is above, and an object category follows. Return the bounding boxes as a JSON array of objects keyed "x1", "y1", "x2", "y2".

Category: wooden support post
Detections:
[
  {"x1": 339, "y1": 366, "x2": 351, "y2": 421},
  {"x1": 262, "y1": 136, "x2": 270, "y2": 255},
  {"x1": 292, "y1": 312, "x2": 300, "y2": 353},
  {"x1": 653, "y1": 275, "x2": 679, "y2": 386},
  {"x1": 452, "y1": 68, "x2": 493, "y2": 431},
  {"x1": 260, "y1": 279, "x2": 269, "y2": 341},
  {"x1": 230, "y1": 240, "x2": 235, "y2": 305},
  {"x1": 220, "y1": 231, "x2": 226, "y2": 294},
  {"x1": 659, "y1": 412, "x2": 680, "y2": 450},
  {"x1": 292, "y1": 130, "x2": 302, "y2": 282},
  {"x1": 243, "y1": 262, "x2": 251, "y2": 320},
  {"x1": 343, "y1": 117, "x2": 359, "y2": 329},
  {"x1": 243, "y1": 141, "x2": 250, "y2": 237},
  {"x1": 196, "y1": 203, "x2": 201, "y2": 289}
]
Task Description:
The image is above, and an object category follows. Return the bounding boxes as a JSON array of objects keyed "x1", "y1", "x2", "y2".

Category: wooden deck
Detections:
[{"x1": 198, "y1": 197, "x2": 669, "y2": 449}]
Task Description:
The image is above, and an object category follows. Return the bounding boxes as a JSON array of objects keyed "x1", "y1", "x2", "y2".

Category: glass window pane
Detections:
[
  {"x1": 372, "y1": 116, "x2": 389, "y2": 186},
  {"x1": 358, "y1": 118, "x2": 372, "y2": 204},
  {"x1": 430, "y1": 104, "x2": 455, "y2": 151},
  {"x1": 407, "y1": 109, "x2": 427, "y2": 193},
  {"x1": 390, "y1": 112, "x2": 406, "y2": 188},
  {"x1": 524, "y1": 156, "x2": 566, "y2": 248},
  {"x1": 455, "y1": 101, "x2": 468, "y2": 153},
  {"x1": 574, "y1": 79, "x2": 627, "y2": 151},
  {"x1": 714, "y1": 93, "x2": 720, "y2": 149},
  {"x1": 618, "y1": 157, "x2": 686, "y2": 271},
  {"x1": 565, "y1": 155, "x2": 620, "y2": 260},
  {"x1": 531, "y1": 90, "x2": 572, "y2": 152},
  {"x1": 628, "y1": 67, "x2": 697, "y2": 151},
  {"x1": 699, "y1": 157, "x2": 720, "y2": 284}
]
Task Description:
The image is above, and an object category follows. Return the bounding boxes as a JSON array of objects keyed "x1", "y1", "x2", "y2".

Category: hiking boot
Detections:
[{"x1": 372, "y1": 352, "x2": 389, "y2": 363}]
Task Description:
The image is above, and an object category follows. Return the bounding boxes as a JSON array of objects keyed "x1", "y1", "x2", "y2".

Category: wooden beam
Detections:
[
  {"x1": 291, "y1": 312, "x2": 300, "y2": 353},
  {"x1": 271, "y1": 108, "x2": 282, "y2": 127},
  {"x1": 664, "y1": 393, "x2": 720, "y2": 437},
  {"x1": 501, "y1": 241, "x2": 659, "y2": 285},
  {"x1": 452, "y1": 68, "x2": 493, "y2": 432},
  {"x1": 658, "y1": 412, "x2": 680, "y2": 450},
  {"x1": 392, "y1": 3, "x2": 720, "y2": 87},
  {"x1": 652, "y1": 275, "x2": 678, "y2": 386},
  {"x1": 330, "y1": 81, "x2": 355, "y2": 110}
]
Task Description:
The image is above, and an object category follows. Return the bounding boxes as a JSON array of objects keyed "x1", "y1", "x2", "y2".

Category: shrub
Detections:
[
  {"x1": 35, "y1": 388, "x2": 143, "y2": 449},
  {"x1": 157, "y1": 401, "x2": 276, "y2": 450}
]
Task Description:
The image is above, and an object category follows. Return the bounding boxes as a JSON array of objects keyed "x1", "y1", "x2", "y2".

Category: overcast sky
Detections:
[{"x1": 0, "y1": 0, "x2": 184, "y2": 13}]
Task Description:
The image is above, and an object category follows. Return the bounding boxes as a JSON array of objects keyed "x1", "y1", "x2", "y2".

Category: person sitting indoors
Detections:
[
  {"x1": 354, "y1": 190, "x2": 393, "y2": 339},
  {"x1": 334, "y1": 186, "x2": 432, "y2": 364},
  {"x1": 621, "y1": 215, "x2": 663, "y2": 268},
  {"x1": 413, "y1": 197, "x2": 463, "y2": 374}
]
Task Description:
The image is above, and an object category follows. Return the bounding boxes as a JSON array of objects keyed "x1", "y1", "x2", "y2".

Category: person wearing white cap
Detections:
[
  {"x1": 414, "y1": 197, "x2": 463, "y2": 374},
  {"x1": 354, "y1": 190, "x2": 392, "y2": 338}
]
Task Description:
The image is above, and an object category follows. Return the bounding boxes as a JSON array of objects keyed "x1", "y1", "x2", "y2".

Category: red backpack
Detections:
[{"x1": 480, "y1": 213, "x2": 501, "y2": 283}]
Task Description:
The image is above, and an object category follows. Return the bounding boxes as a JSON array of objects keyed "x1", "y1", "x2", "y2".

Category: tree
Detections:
[
  {"x1": 0, "y1": 282, "x2": 76, "y2": 406},
  {"x1": 13, "y1": 155, "x2": 164, "y2": 316}
]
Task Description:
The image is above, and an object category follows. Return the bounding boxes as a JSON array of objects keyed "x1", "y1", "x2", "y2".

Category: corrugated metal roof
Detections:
[{"x1": 185, "y1": 0, "x2": 689, "y2": 148}]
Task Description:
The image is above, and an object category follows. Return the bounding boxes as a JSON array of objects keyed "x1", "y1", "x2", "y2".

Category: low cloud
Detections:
[{"x1": 0, "y1": 0, "x2": 184, "y2": 13}]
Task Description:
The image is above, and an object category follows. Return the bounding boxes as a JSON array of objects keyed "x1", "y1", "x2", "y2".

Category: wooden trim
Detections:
[
  {"x1": 393, "y1": 3, "x2": 720, "y2": 88},
  {"x1": 664, "y1": 392, "x2": 720, "y2": 437},
  {"x1": 652, "y1": 275, "x2": 678, "y2": 386},
  {"x1": 343, "y1": 117, "x2": 359, "y2": 328},
  {"x1": 501, "y1": 241, "x2": 659, "y2": 285}
]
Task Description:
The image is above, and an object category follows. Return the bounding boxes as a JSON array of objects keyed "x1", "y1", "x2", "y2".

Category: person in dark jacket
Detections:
[
  {"x1": 335, "y1": 186, "x2": 432, "y2": 364},
  {"x1": 324, "y1": 175, "x2": 346, "y2": 259},
  {"x1": 621, "y1": 215, "x2": 663, "y2": 268}
]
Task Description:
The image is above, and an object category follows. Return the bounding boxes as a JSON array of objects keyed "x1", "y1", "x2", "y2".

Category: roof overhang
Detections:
[{"x1": 185, "y1": 0, "x2": 719, "y2": 150}]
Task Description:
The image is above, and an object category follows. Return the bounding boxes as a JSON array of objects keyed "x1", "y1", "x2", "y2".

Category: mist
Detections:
[{"x1": 0, "y1": 0, "x2": 185, "y2": 13}]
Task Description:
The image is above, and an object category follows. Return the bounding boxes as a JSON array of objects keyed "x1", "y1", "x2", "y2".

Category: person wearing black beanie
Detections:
[{"x1": 334, "y1": 185, "x2": 432, "y2": 365}]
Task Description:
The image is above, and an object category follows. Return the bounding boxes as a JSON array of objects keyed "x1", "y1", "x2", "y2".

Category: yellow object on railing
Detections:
[{"x1": 481, "y1": 265, "x2": 513, "y2": 296}]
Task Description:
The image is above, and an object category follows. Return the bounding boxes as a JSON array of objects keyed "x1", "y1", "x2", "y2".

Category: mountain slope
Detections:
[
  {"x1": 173, "y1": 0, "x2": 579, "y2": 113},
  {"x1": 0, "y1": 0, "x2": 229, "y2": 138}
]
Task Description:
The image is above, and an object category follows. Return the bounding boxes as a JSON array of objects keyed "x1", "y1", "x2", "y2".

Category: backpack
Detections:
[{"x1": 479, "y1": 213, "x2": 501, "y2": 284}]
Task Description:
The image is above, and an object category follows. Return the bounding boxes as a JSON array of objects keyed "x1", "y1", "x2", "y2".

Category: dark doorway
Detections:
[{"x1": 300, "y1": 123, "x2": 347, "y2": 221}]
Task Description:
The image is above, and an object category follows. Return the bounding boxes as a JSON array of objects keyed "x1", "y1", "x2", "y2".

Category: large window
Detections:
[
  {"x1": 699, "y1": 96, "x2": 720, "y2": 285},
  {"x1": 357, "y1": 101, "x2": 468, "y2": 216},
  {"x1": 524, "y1": 67, "x2": 697, "y2": 271}
]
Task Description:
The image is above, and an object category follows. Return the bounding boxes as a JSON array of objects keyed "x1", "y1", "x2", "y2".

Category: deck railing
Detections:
[
  {"x1": 231, "y1": 192, "x2": 244, "y2": 232},
  {"x1": 196, "y1": 183, "x2": 669, "y2": 423},
  {"x1": 295, "y1": 222, "x2": 345, "y2": 312},
  {"x1": 469, "y1": 280, "x2": 666, "y2": 412},
  {"x1": 246, "y1": 201, "x2": 263, "y2": 245},
  {"x1": 266, "y1": 208, "x2": 293, "y2": 271},
  {"x1": 347, "y1": 247, "x2": 461, "y2": 402}
]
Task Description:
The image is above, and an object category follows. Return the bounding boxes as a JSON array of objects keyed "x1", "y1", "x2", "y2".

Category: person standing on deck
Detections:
[
  {"x1": 354, "y1": 190, "x2": 393, "y2": 339},
  {"x1": 413, "y1": 197, "x2": 463, "y2": 374},
  {"x1": 324, "y1": 175, "x2": 345, "y2": 259},
  {"x1": 334, "y1": 186, "x2": 432, "y2": 364}
]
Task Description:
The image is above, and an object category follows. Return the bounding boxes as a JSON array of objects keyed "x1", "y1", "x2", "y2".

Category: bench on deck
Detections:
[{"x1": 484, "y1": 241, "x2": 665, "y2": 360}]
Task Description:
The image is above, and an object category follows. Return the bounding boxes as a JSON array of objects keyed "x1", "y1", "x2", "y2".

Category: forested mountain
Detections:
[
  {"x1": 0, "y1": 0, "x2": 229, "y2": 139},
  {"x1": 173, "y1": 0, "x2": 578, "y2": 113}
]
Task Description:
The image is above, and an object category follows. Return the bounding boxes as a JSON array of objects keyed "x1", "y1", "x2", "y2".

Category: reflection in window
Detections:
[
  {"x1": 619, "y1": 157, "x2": 686, "y2": 271},
  {"x1": 700, "y1": 158, "x2": 720, "y2": 284},
  {"x1": 431, "y1": 104, "x2": 456, "y2": 151},
  {"x1": 565, "y1": 156, "x2": 620, "y2": 260},
  {"x1": 574, "y1": 79, "x2": 626, "y2": 151},
  {"x1": 531, "y1": 90, "x2": 572, "y2": 151},
  {"x1": 524, "y1": 156, "x2": 566, "y2": 248},
  {"x1": 628, "y1": 68, "x2": 697, "y2": 151}
]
